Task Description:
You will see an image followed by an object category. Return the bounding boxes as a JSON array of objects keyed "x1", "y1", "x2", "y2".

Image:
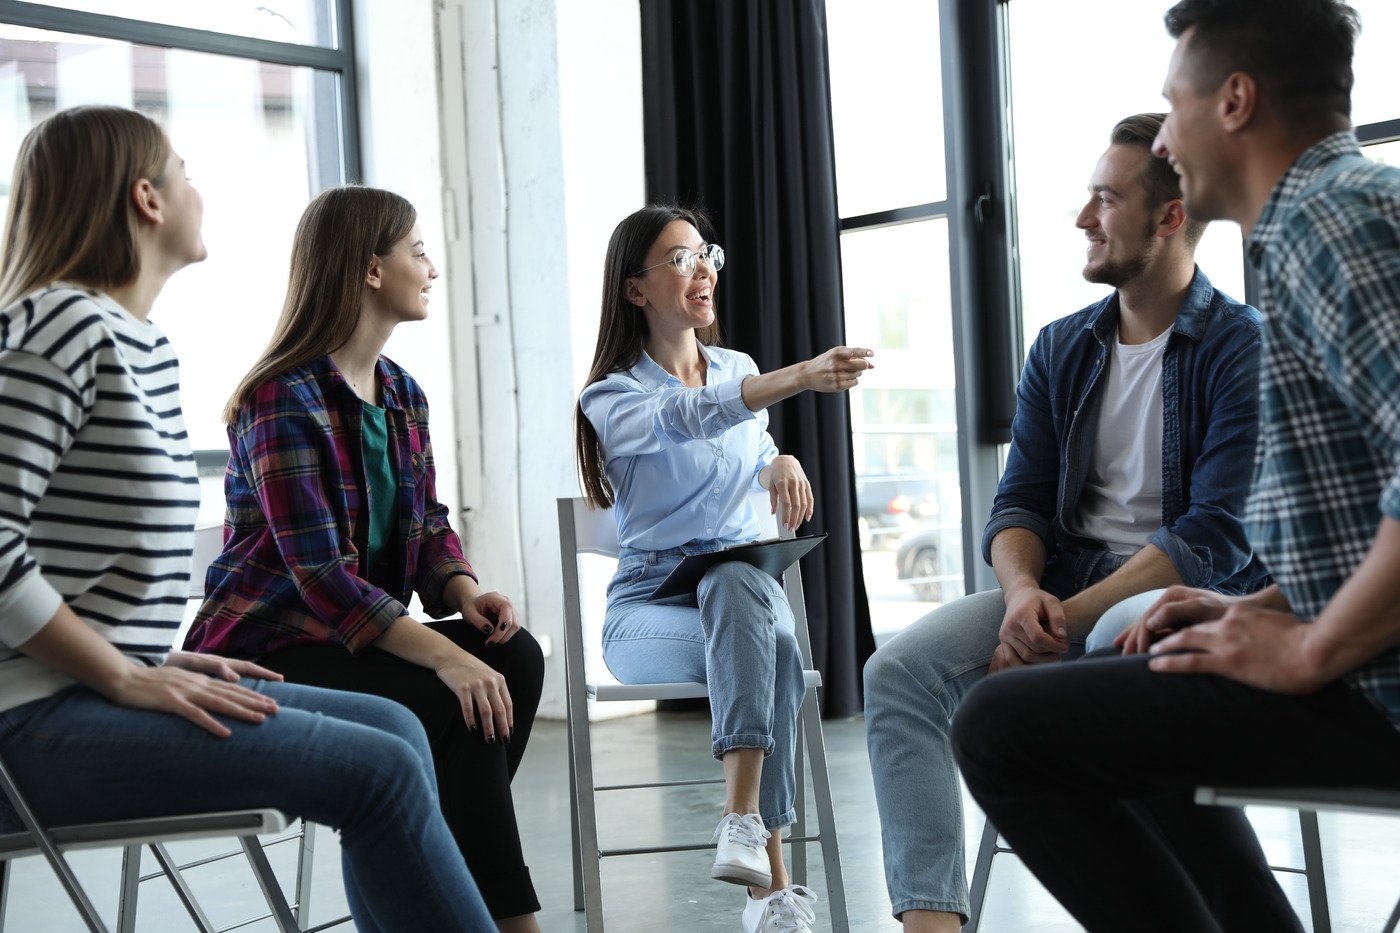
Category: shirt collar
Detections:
[
  {"x1": 628, "y1": 341, "x2": 719, "y2": 389},
  {"x1": 1083, "y1": 265, "x2": 1215, "y2": 345},
  {"x1": 312, "y1": 353, "x2": 403, "y2": 410},
  {"x1": 1248, "y1": 130, "x2": 1361, "y2": 268}
]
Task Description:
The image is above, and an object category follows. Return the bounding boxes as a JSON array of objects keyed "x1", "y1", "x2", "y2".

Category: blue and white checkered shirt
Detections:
[{"x1": 1246, "y1": 131, "x2": 1400, "y2": 727}]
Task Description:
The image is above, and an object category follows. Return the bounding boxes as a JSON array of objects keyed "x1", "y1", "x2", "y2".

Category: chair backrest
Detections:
[
  {"x1": 556, "y1": 492, "x2": 818, "y2": 700},
  {"x1": 189, "y1": 525, "x2": 224, "y2": 599}
]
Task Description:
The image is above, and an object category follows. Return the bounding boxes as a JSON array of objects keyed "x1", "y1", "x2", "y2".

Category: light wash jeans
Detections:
[
  {"x1": 863, "y1": 572, "x2": 1159, "y2": 920},
  {"x1": 0, "y1": 678, "x2": 494, "y2": 933},
  {"x1": 603, "y1": 544, "x2": 807, "y2": 829}
]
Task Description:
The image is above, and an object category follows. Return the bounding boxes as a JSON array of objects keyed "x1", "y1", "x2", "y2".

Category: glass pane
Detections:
[
  {"x1": 0, "y1": 27, "x2": 346, "y2": 523},
  {"x1": 1351, "y1": 0, "x2": 1400, "y2": 129},
  {"x1": 1007, "y1": 0, "x2": 1246, "y2": 348},
  {"x1": 826, "y1": 0, "x2": 945, "y2": 217},
  {"x1": 841, "y1": 219, "x2": 964, "y2": 642},
  {"x1": 1366, "y1": 139, "x2": 1400, "y2": 168},
  {"x1": 29, "y1": 1, "x2": 338, "y2": 47}
]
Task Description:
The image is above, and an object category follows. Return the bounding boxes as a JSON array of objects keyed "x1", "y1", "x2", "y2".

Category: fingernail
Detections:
[
  {"x1": 467, "y1": 723, "x2": 476, "y2": 732},
  {"x1": 486, "y1": 734, "x2": 496, "y2": 744},
  {"x1": 482, "y1": 623, "x2": 494, "y2": 634}
]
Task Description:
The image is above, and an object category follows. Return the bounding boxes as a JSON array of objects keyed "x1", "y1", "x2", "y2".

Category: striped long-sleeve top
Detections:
[{"x1": 0, "y1": 285, "x2": 198, "y2": 712}]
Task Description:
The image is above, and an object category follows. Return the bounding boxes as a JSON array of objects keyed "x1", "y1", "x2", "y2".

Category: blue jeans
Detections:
[
  {"x1": 603, "y1": 546, "x2": 807, "y2": 829},
  {"x1": 1084, "y1": 588, "x2": 1168, "y2": 652},
  {"x1": 0, "y1": 679, "x2": 494, "y2": 933},
  {"x1": 865, "y1": 561, "x2": 1147, "y2": 920}
]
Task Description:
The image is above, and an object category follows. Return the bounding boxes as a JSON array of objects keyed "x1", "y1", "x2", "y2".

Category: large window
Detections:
[
  {"x1": 0, "y1": 1, "x2": 358, "y2": 524},
  {"x1": 1006, "y1": 0, "x2": 1400, "y2": 349},
  {"x1": 828, "y1": 0, "x2": 965, "y2": 641},
  {"x1": 1006, "y1": 0, "x2": 1246, "y2": 349}
]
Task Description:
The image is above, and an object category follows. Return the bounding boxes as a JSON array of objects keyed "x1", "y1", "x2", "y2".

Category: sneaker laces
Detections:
[
  {"x1": 762, "y1": 885, "x2": 818, "y2": 932},
  {"x1": 713, "y1": 812, "x2": 771, "y2": 849}
]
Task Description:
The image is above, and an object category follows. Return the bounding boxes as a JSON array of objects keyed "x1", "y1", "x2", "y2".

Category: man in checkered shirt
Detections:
[{"x1": 948, "y1": 2, "x2": 1400, "y2": 930}]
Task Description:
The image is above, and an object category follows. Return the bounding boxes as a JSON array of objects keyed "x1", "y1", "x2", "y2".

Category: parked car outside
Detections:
[
  {"x1": 854, "y1": 472, "x2": 939, "y2": 550},
  {"x1": 894, "y1": 523, "x2": 965, "y2": 605}
]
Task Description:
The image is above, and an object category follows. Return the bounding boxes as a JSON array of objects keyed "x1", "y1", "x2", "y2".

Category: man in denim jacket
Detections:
[{"x1": 863, "y1": 112, "x2": 1267, "y2": 932}]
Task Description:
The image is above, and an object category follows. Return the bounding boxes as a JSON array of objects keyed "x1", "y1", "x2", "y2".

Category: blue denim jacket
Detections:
[{"x1": 982, "y1": 268, "x2": 1270, "y2": 598}]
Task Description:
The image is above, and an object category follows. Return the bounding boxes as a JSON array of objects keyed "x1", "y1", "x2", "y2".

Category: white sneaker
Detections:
[
  {"x1": 741, "y1": 885, "x2": 819, "y2": 933},
  {"x1": 710, "y1": 812, "x2": 772, "y2": 887}
]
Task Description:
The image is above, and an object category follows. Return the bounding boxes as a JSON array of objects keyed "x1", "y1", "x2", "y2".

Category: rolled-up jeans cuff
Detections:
[
  {"x1": 892, "y1": 898, "x2": 969, "y2": 924},
  {"x1": 762, "y1": 807, "x2": 795, "y2": 830},
  {"x1": 712, "y1": 732, "x2": 774, "y2": 760}
]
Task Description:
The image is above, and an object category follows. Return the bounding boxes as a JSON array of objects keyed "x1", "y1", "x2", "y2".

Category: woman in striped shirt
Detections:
[
  {"x1": 0, "y1": 106, "x2": 493, "y2": 931},
  {"x1": 185, "y1": 186, "x2": 545, "y2": 930}
]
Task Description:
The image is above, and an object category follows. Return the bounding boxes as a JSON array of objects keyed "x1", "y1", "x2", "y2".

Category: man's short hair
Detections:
[
  {"x1": 1164, "y1": 0, "x2": 1359, "y2": 125},
  {"x1": 1110, "y1": 112, "x2": 1208, "y2": 248}
]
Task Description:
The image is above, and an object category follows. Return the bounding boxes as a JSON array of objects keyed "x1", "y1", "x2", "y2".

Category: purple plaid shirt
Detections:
[{"x1": 184, "y1": 354, "x2": 474, "y2": 658}]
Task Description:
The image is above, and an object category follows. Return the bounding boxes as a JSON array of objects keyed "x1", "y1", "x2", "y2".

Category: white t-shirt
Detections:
[{"x1": 1073, "y1": 326, "x2": 1170, "y2": 555}]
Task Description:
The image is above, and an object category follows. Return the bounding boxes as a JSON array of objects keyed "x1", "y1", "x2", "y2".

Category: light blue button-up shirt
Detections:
[{"x1": 580, "y1": 343, "x2": 779, "y2": 550}]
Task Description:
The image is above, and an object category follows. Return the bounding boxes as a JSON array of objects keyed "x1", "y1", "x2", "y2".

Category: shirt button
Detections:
[{"x1": 706, "y1": 528, "x2": 713, "y2": 534}]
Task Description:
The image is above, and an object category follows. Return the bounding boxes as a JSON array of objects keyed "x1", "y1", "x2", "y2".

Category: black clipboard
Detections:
[{"x1": 646, "y1": 534, "x2": 827, "y2": 602}]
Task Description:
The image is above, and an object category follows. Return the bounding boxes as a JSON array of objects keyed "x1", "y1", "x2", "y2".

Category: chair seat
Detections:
[
  {"x1": 0, "y1": 809, "x2": 290, "y2": 860},
  {"x1": 588, "y1": 669, "x2": 823, "y2": 702},
  {"x1": 1195, "y1": 786, "x2": 1400, "y2": 817}
]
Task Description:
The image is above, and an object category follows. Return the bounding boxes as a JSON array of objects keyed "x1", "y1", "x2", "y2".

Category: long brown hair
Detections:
[
  {"x1": 224, "y1": 186, "x2": 416, "y2": 421},
  {"x1": 0, "y1": 106, "x2": 168, "y2": 308},
  {"x1": 574, "y1": 204, "x2": 722, "y2": 508}
]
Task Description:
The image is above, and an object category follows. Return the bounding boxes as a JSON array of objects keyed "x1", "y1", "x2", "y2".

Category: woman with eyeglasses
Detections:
[
  {"x1": 184, "y1": 186, "x2": 544, "y2": 932},
  {"x1": 575, "y1": 204, "x2": 873, "y2": 933},
  {"x1": 0, "y1": 108, "x2": 494, "y2": 930}
]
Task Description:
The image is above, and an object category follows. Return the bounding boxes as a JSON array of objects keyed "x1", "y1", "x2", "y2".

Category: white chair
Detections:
[
  {"x1": 1196, "y1": 785, "x2": 1400, "y2": 933},
  {"x1": 0, "y1": 762, "x2": 297, "y2": 933},
  {"x1": 557, "y1": 493, "x2": 848, "y2": 932},
  {"x1": 965, "y1": 805, "x2": 1334, "y2": 932},
  {"x1": 0, "y1": 525, "x2": 343, "y2": 932}
]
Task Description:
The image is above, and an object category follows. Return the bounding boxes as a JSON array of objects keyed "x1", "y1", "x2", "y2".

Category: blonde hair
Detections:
[
  {"x1": 225, "y1": 186, "x2": 416, "y2": 422},
  {"x1": 0, "y1": 106, "x2": 168, "y2": 308}
]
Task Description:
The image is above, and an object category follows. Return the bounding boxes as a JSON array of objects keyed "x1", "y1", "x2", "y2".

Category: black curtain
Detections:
[{"x1": 640, "y1": 0, "x2": 874, "y2": 717}]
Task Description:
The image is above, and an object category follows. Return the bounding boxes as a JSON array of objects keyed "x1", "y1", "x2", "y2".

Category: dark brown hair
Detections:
[
  {"x1": 1110, "y1": 112, "x2": 1207, "y2": 248},
  {"x1": 574, "y1": 204, "x2": 721, "y2": 508},
  {"x1": 225, "y1": 186, "x2": 416, "y2": 421},
  {"x1": 1164, "y1": 0, "x2": 1359, "y2": 125}
]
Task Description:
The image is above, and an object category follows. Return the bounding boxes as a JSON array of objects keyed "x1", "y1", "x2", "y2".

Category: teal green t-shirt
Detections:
[{"x1": 360, "y1": 402, "x2": 398, "y2": 570}]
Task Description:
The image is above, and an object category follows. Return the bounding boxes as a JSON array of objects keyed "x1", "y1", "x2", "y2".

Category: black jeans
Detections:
[
  {"x1": 951, "y1": 654, "x2": 1400, "y2": 933},
  {"x1": 265, "y1": 618, "x2": 545, "y2": 919}
]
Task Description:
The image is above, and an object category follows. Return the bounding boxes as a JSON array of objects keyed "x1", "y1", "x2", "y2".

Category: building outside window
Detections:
[{"x1": 0, "y1": 0, "x2": 358, "y2": 525}]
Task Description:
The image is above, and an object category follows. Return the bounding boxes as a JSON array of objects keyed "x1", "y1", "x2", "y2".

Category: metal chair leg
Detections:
[
  {"x1": 116, "y1": 845, "x2": 141, "y2": 932},
  {"x1": 964, "y1": 818, "x2": 1001, "y2": 933},
  {"x1": 239, "y1": 836, "x2": 300, "y2": 933},
  {"x1": 569, "y1": 716, "x2": 584, "y2": 913},
  {"x1": 799, "y1": 690, "x2": 847, "y2": 932},
  {"x1": 1298, "y1": 809, "x2": 1330, "y2": 933},
  {"x1": 294, "y1": 821, "x2": 316, "y2": 928},
  {"x1": 791, "y1": 713, "x2": 808, "y2": 887},
  {"x1": 0, "y1": 756, "x2": 109, "y2": 933},
  {"x1": 1384, "y1": 893, "x2": 1400, "y2": 933},
  {"x1": 149, "y1": 843, "x2": 217, "y2": 933},
  {"x1": 568, "y1": 697, "x2": 604, "y2": 932}
]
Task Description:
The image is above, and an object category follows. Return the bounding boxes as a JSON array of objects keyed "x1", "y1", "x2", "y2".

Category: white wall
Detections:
[
  {"x1": 352, "y1": 0, "x2": 457, "y2": 522},
  {"x1": 420, "y1": 0, "x2": 645, "y2": 718}
]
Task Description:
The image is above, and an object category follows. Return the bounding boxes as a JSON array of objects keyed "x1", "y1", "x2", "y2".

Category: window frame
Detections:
[{"x1": 0, "y1": 0, "x2": 362, "y2": 472}]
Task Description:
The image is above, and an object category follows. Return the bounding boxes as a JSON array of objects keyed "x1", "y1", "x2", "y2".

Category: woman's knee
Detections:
[{"x1": 697, "y1": 560, "x2": 780, "y2": 605}]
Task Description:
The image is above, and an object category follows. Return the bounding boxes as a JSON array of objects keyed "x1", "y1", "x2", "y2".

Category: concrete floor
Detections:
[{"x1": 5, "y1": 710, "x2": 1400, "y2": 931}]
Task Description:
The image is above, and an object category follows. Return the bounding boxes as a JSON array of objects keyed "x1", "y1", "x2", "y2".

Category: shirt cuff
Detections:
[
  {"x1": 981, "y1": 508, "x2": 1052, "y2": 565},
  {"x1": 718, "y1": 376, "x2": 759, "y2": 423},
  {"x1": 0, "y1": 568, "x2": 64, "y2": 650},
  {"x1": 1149, "y1": 526, "x2": 1212, "y2": 589}
]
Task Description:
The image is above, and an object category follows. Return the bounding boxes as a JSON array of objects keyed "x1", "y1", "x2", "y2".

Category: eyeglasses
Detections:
[{"x1": 633, "y1": 243, "x2": 725, "y2": 277}]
